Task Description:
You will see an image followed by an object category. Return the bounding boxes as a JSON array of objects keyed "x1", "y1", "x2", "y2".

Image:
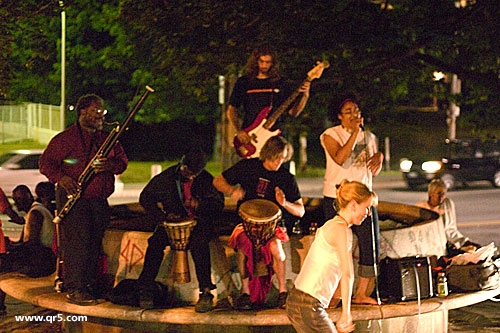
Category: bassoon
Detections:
[
  {"x1": 53, "y1": 85, "x2": 154, "y2": 224},
  {"x1": 53, "y1": 85, "x2": 154, "y2": 291}
]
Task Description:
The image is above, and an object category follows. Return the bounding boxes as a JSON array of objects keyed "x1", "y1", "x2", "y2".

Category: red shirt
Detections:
[{"x1": 39, "y1": 124, "x2": 128, "y2": 199}]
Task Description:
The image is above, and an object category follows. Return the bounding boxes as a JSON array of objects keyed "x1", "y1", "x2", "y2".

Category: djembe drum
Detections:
[
  {"x1": 162, "y1": 219, "x2": 197, "y2": 284},
  {"x1": 238, "y1": 199, "x2": 282, "y2": 276}
]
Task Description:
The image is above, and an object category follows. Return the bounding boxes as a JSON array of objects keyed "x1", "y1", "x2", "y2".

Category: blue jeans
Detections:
[{"x1": 286, "y1": 287, "x2": 337, "y2": 333}]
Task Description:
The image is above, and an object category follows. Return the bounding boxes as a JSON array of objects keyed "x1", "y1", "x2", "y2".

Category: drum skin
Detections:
[{"x1": 238, "y1": 199, "x2": 282, "y2": 247}]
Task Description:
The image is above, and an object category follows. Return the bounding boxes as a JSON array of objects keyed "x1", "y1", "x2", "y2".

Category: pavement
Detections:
[{"x1": 1, "y1": 174, "x2": 500, "y2": 332}]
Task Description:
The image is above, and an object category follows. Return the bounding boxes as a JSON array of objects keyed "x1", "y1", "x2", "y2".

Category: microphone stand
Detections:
[{"x1": 362, "y1": 126, "x2": 382, "y2": 306}]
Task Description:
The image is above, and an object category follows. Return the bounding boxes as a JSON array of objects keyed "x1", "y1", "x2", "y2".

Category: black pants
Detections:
[
  {"x1": 139, "y1": 219, "x2": 215, "y2": 292},
  {"x1": 0, "y1": 245, "x2": 56, "y2": 277},
  {"x1": 60, "y1": 198, "x2": 110, "y2": 292}
]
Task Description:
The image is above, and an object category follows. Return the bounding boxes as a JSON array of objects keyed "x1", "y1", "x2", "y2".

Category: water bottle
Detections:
[
  {"x1": 437, "y1": 272, "x2": 448, "y2": 297},
  {"x1": 292, "y1": 220, "x2": 302, "y2": 235},
  {"x1": 309, "y1": 222, "x2": 318, "y2": 236}
]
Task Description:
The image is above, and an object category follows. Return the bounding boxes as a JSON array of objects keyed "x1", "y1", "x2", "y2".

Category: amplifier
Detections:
[{"x1": 378, "y1": 256, "x2": 433, "y2": 301}]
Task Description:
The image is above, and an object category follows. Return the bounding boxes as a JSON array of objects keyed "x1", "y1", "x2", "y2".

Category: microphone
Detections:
[{"x1": 357, "y1": 115, "x2": 364, "y2": 131}]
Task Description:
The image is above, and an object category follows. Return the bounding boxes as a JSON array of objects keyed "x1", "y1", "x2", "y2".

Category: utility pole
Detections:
[
  {"x1": 447, "y1": 74, "x2": 461, "y2": 140},
  {"x1": 219, "y1": 75, "x2": 237, "y2": 171}
]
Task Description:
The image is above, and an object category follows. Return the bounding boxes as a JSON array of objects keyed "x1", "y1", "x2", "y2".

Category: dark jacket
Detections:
[{"x1": 139, "y1": 164, "x2": 224, "y2": 226}]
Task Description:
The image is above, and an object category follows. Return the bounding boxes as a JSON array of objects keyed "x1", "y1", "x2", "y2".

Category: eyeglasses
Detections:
[{"x1": 87, "y1": 107, "x2": 107, "y2": 115}]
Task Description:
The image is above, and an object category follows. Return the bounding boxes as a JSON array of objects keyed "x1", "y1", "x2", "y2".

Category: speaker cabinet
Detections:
[{"x1": 378, "y1": 256, "x2": 433, "y2": 301}]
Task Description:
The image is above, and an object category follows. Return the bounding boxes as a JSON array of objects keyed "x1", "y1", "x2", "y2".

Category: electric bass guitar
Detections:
[{"x1": 233, "y1": 60, "x2": 329, "y2": 158}]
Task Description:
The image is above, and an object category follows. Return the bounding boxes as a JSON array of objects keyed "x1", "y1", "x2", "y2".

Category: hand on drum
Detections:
[
  {"x1": 274, "y1": 187, "x2": 286, "y2": 206},
  {"x1": 231, "y1": 186, "x2": 245, "y2": 201},
  {"x1": 184, "y1": 197, "x2": 199, "y2": 211}
]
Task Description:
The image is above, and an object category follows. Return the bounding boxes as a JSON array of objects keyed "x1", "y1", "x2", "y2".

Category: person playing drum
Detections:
[
  {"x1": 213, "y1": 136, "x2": 305, "y2": 310},
  {"x1": 137, "y1": 148, "x2": 224, "y2": 313}
]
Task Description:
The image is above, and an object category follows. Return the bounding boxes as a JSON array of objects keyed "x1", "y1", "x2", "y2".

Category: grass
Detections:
[{"x1": 1, "y1": 139, "x2": 396, "y2": 184}]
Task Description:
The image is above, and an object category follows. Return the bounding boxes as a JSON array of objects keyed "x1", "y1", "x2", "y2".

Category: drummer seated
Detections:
[
  {"x1": 135, "y1": 148, "x2": 225, "y2": 313},
  {"x1": 228, "y1": 222, "x2": 289, "y2": 310},
  {"x1": 212, "y1": 136, "x2": 305, "y2": 310}
]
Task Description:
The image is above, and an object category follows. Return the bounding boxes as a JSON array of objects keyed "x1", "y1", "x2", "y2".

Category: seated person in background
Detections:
[
  {"x1": 0, "y1": 185, "x2": 56, "y2": 315},
  {"x1": 0, "y1": 187, "x2": 25, "y2": 253},
  {"x1": 137, "y1": 148, "x2": 224, "y2": 313},
  {"x1": 35, "y1": 182, "x2": 56, "y2": 216},
  {"x1": 415, "y1": 179, "x2": 481, "y2": 254},
  {"x1": 213, "y1": 136, "x2": 305, "y2": 310}
]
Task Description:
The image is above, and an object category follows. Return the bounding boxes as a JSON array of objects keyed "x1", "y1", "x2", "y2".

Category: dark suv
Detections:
[{"x1": 400, "y1": 138, "x2": 500, "y2": 190}]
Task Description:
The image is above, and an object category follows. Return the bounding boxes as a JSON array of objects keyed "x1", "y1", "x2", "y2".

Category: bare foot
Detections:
[{"x1": 352, "y1": 296, "x2": 378, "y2": 305}]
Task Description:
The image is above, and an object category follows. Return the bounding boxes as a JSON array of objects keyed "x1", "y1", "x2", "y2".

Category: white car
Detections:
[
  {"x1": 0, "y1": 149, "x2": 47, "y2": 196},
  {"x1": 0, "y1": 149, "x2": 124, "y2": 197}
]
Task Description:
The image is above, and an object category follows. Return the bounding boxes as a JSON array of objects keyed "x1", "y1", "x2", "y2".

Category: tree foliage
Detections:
[{"x1": 1, "y1": 0, "x2": 499, "y2": 144}]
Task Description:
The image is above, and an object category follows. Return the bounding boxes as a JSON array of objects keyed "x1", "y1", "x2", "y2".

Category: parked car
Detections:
[
  {"x1": 0, "y1": 149, "x2": 47, "y2": 195},
  {"x1": 400, "y1": 138, "x2": 500, "y2": 190},
  {"x1": 0, "y1": 149, "x2": 124, "y2": 197}
]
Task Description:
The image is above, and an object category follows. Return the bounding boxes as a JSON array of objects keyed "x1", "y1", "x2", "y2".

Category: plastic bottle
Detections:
[
  {"x1": 309, "y1": 222, "x2": 318, "y2": 236},
  {"x1": 291, "y1": 220, "x2": 302, "y2": 235},
  {"x1": 437, "y1": 272, "x2": 448, "y2": 297}
]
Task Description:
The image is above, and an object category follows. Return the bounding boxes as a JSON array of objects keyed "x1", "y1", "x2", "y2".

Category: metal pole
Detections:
[
  {"x1": 60, "y1": 1, "x2": 66, "y2": 130},
  {"x1": 447, "y1": 74, "x2": 461, "y2": 140}
]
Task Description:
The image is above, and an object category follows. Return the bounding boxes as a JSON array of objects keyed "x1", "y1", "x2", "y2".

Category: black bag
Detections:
[
  {"x1": 108, "y1": 279, "x2": 172, "y2": 308},
  {"x1": 446, "y1": 260, "x2": 500, "y2": 292}
]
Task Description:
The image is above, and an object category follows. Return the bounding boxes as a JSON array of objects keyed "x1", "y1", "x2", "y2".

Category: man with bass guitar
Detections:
[{"x1": 227, "y1": 44, "x2": 312, "y2": 159}]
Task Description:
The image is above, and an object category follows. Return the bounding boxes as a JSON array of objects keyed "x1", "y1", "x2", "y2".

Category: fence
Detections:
[{"x1": 0, "y1": 103, "x2": 63, "y2": 145}]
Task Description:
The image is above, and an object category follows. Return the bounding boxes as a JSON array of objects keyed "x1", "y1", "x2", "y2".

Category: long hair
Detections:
[
  {"x1": 244, "y1": 44, "x2": 281, "y2": 81},
  {"x1": 335, "y1": 179, "x2": 377, "y2": 210}
]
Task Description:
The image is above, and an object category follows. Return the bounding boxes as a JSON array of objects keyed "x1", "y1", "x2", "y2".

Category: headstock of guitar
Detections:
[{"x1": 307, "y1": 60, "x2": 330, "y2": 81}]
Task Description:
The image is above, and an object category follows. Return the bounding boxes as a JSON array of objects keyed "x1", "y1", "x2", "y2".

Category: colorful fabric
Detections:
[{"x1": 229, "y1": 224, "x2": 272, "y2": 304}]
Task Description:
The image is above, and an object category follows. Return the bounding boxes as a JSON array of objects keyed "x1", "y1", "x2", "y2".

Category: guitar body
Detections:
[
  {"x1": 233, "y1": 106, "x2": 281, "y2": 158},
  {"x1": 232, "y1": 60, "x2": 330, "y2": 159}
]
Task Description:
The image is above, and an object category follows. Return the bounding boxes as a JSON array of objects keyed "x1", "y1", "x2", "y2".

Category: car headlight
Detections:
[
  {"x1": 422, "y1": 161, "x2": 442, "y2": 173},
  {"x1": 400, "y1": 159, "x2": 413, "y2": 172}
]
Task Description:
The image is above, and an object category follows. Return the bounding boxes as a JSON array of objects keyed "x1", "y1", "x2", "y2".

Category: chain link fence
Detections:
[{"x1": 0, "y1": 103, "x2": 63, "y2": 145}]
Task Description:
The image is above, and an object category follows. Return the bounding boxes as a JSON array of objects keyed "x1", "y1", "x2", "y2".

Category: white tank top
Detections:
[
  {"x1": 294, "y1": 217, "x2": 353, "y2": 307},
  {"x1": 320, "y1": 126, "x2": 377, "y2": 198},
  {"x1": 23, "y1": 201, "x2": 54, "y2": 248}
]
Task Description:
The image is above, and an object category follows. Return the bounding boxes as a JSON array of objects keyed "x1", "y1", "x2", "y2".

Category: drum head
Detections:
[
  {"x1": 162, "y1": 219, "x2": 197, "y2": 228},
  {"x1": 239, "y1": 199, "x2": 281, "y2": 222}
]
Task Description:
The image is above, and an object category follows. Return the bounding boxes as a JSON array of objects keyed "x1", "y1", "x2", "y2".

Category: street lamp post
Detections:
[{"x1": 59, "y1": 1, "x2": 66, "y2": 130}]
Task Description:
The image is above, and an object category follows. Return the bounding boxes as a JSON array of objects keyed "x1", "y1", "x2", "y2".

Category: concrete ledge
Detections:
[
  {"x1": 1, "y1": 272, "x2": 499, "y2": 328},
  {"x1": 3, "y1": 199, "x2": 498, "y2": 331}
]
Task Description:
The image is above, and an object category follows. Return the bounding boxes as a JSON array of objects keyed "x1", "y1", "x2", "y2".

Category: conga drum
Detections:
[
  {"x1": 238, "y1": 199, "x2": 282, "y2": 276},
  {"x1": 162, "y1": 219, "x2": 197, "y2": 284}
]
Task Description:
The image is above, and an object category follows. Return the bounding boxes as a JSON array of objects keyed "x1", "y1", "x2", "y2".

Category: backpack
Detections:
[{"x1": 108, "y1": 279, "x2": 172, "y2": 308}]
